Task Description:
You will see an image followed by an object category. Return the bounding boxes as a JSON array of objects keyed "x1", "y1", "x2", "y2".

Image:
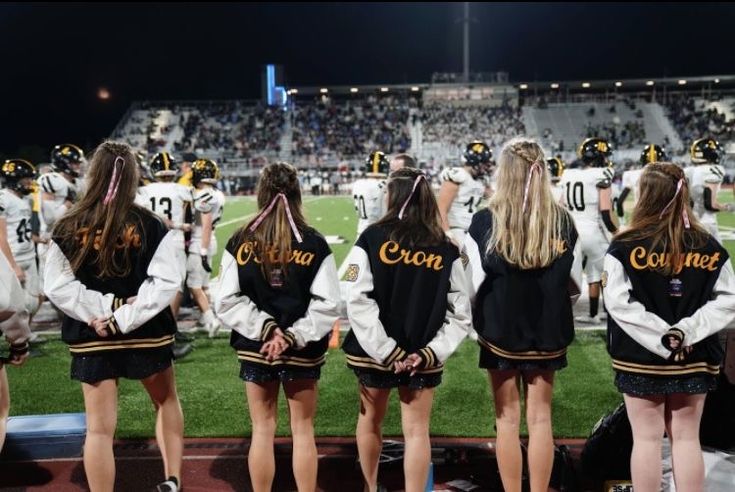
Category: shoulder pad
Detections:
[{"x1": 441, "y1": 168, "x2": 466, "y2": 184}]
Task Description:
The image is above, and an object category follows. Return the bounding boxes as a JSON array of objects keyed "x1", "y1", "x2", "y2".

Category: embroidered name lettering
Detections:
[
  {"x1": 378, "y1": 240, "x2": 444, "y2": 271},
  {"x1": 629, "y1": 246, "x2": 720, "y2": 274},
  {"x1": 552, "y1": 239, "x2": 568, "y2": 254},
  {"x1": 77, "y1": 225, "x2": 141, "y2": 251},
  {"x1": 235, "y1": 241, "x2": 315, "y2": 267}
]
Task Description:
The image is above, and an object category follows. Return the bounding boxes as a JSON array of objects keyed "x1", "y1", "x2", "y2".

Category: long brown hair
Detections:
[
  {"x1": 615, "y1": 162, "x2": 708, "y2": 275},
  {"x1": 488, "y1": 138, "x2": 572, "y2": 269},
  {"x1": 373, "y1": 167, "x2": 446, "y2": 248},
  {"x1": 239, "y1": 162, "x2": 309, "y2": 281},
  {"x1": 53, "y1": 141, "x2": 144, "y2": 278}
]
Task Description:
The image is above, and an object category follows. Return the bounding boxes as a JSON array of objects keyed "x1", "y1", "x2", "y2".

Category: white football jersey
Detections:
[
  {"x1": 559, "y1": 167, "x2": 614, "y2": 229},
  {"x1": 441, "y1": 167, "x2": 485, "y2": 231},
  {"x1": 621, "y1": 168, "x2": 644, "y2": 202},
  {"x1": 136, "y1": 182, "x2": 193, "y2": 227},
  {"x1": 0, "y1": 190, "x2": 34, "y2": 263},
  {"x1": 689, "y1": 164, "x2": 725, "y2": 226},
  {"x1": 191, "y1": 187, "x2": 225, "y2": 254},
  {"x1": 550, "y1": 180, "x2": 565, "y2": 204},
  {"x1": 352, "y1": 178, "x2": 387, "y2": 234},
  {"x1": 37, "y1": 172, "x2": 77, "y2": 228}
]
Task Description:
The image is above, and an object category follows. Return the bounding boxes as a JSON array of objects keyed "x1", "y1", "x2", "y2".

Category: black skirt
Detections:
[
  {"x1": 239, "y1": 362, "x2": 321, "y2": 383},
  {"x1": 479, "y1": 344, "x2": 567, "y2": 372},
  {"x1": 71, "y1": 346, "x2": 174, "y2": 384},
  {"x1": 352, "y1": 368, "x2": 442, "y2": 390},
  {"x1": 614, "y1": 372, "x2": 717, "y2": 396}
]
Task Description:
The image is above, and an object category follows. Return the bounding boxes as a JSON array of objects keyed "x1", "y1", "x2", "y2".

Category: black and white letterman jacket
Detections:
[
  {"x1": 604, "y1": 236, "x2": 735, "y2": 377},
  {"x1": 341, "y1": 224, "x2": 471, "y2": 374},
  {"x1": 213, "y1": 229, "x2": 341, "y2": 368},
  {"x1": 44, "y1": 208, "x2": 184, "y2": 355},
  {"x1": 465, "y1": 209, "x2": 583, "y2": 361}
]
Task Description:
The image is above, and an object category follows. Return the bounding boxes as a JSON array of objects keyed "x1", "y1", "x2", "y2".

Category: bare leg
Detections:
[
  {"x1": 624, "y1": 393, "x2": 665, "y2": 492},
  {"x1": 284, "y1": 379, "x2": 319, "y2": 492},
  {"x1": 81, "y1": 379, "x2": 119, "y2": 492},
  {"x1": 667, "y1": 392, "x2": 706, "y2": 492},
  {"x1": 398, "y1": 386, "x2": 434, "y2": 492},
  {"x1": 170, "y1": 291, "x2": 183, "y2": 319},
  {"x1": 356, "y1": 384, "x2": 391, "y2": 492},
  {"x1": 141, "y1": 366, "x2": 184, "y2": 483},
  {"x1": 0, "y1": 365, "x2": 8, "y2": 451},
  {"x1": 523, "y1": 371, "x2": 555, "y2": 492},
  {"x1": 489, "y1": 370, "x2": 522, "y2": 492},
  {"x1": 245, "y1": 380, "x2": 280, "y2": 492}
]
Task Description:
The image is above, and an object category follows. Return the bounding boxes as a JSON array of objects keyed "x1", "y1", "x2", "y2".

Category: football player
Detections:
[
  {"x1": 38, "y1": 144, "x2": 84, "y2": 230},
  {"x1": 187, "y1": 159, "x2": 224, "y2": 337},
  {"x1": 559, "y1": 138, "x2": 617, "y2": 324},
  {"x1": 437, "y1": 141, "x2": 492, "y2": 247},
  {"x1": 352, "y1": 151, "x2": 389, "y2": 235},
  {"x1": 617, "y1": 144, "x2": 667, "y2": 219},
  {"x1": 0, "y1": 160, "x2": 40, "y2": 316},
  {"x1": 687, "y1": 137, "x2": 732, "y2": 242},
  {"x1": 547, "y1": 156, "x2": 565, "y2": 203}
]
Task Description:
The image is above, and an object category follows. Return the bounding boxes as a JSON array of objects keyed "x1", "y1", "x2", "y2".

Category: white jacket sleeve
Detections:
[
  {"x1": 41, "y1": 200, "x2": 67, "y2": 228},
  {"x1": 110, "y1": 230, "x2": 185, "y2": 334},
  {"x1": 425, "y1": 258, "x2": 470, "y2": 364},
  {"x1": 603, "y1": 254, "x2": 673, "y2": 359},
  {"x1": 43, "y1": 240, "x2": 114, "y2": 323},
  {"x1": 212, "y1": 249, "x2": 273, "y2": 340},
  {"x1": 345, "y1": 246, "x2": 404, "y2": 364},
  {"x1": 569, "y1": 237, "x2": 583, "y2": 304},
  {"x1": 286, "y1": 253, "x2": 341, "y2": 349},
  {"x1": 675, "y1": 260, "x2": 735, "y2": 345},
  {"x1": 463, "y1": 233, "x2": 487, "y2": 305}
]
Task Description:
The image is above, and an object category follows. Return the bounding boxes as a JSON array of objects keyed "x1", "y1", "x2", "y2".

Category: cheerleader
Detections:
[
  {"x1": 604, "y1": 162, "x2": 735, "y2": 492},
  {"x1": 44, "y1": 141, "x2": 185, "y2": 492},
  {"x1": 213, "y1": 162, "x2": 340, "y2": 492},
  {"x1": 343, "y1": 167, "x2": 471, "y2": 492},
  {"x1": 464, "y1": 139, "x2": 582, "y2": 492}
]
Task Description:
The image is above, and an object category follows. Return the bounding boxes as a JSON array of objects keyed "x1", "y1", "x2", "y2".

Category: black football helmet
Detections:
[
  {"x1": 149, "y1": 152, "x2": 179, "y2": 178},
  {"x1": 690, "y1": 137, "x2": 723, "y2": 164},
  {"x1": 640, "y1": 144, "x2": 667, "y2": 165},
  {"x1": 546, "y1": 157, "x2": 565, "y2": 181},
  {"x1": 462, "y1": 141, "x2": 493, "y2": 167},
  {"x1": 1, "y1": 159, "x2": 37, "y2": 195},
  {"x1": 578, "y1": 138, "x2": 613, "y2": 167},
  {"x1": 365, "y1": 151, "x2": 390, "y2": 176},
  {"x1": 51, "y1": 144, "x2": 84, "y2": 177},
  {"x1": 192, "y1": 159, "x2": 220, "y2": 186}
]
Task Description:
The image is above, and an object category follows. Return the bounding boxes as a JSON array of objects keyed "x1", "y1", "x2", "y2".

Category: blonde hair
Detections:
[{"x1": 486, "y1": 138, "x2": 572, "y2": 269}]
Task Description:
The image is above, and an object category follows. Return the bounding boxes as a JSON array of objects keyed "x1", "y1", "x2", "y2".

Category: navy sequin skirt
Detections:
[
  {"x1": 615, "y1": 372, "x2": 717, "y2": 396},
  {"x1": 71, "y1": 347, "x2": 173, "y2": 384}
]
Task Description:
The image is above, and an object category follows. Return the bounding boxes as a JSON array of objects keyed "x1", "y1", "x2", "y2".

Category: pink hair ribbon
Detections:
[
  {"x1": 103, "y1": 156, "x2": 126, "y2": 205},
  {"x1": 659, "y1": 178, "x2": 690, "y2": 229},
  {"x1": 398, "y1": 174, "x2": 426, "y2": 219},
  {"x1": 522, "y1": 161, "x2": 543, "y2": 212},
  {"x1": 249, "y1": 193, "x2": 303, "y2": 243}
]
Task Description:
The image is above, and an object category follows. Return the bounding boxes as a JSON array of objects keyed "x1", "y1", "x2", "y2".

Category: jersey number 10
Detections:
[{"x1": 566, "y1": 182, "x2": 586, "y2": 212}]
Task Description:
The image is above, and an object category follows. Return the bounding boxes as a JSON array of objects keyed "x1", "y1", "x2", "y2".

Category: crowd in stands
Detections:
[
  {"x1": 666, "y1": 95, "x2": 735, "y2": 144},
  {"x1": 420, "y1": 103, "x2": 525, "y2": 149},
  {"x1": 583, "y1": 120, "x2": 646, "y2": 149},
  {"x1": 291, "y1": 95, "x2": 414, "y2": 158}
]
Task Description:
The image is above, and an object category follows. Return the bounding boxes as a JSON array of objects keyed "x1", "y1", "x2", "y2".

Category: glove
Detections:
[
  {"x1": 66, "y1": 188, "x2": 77, "y2": 203},
  {"x1": 201, "y1": 255, "x2": 212, "y2": 273}
]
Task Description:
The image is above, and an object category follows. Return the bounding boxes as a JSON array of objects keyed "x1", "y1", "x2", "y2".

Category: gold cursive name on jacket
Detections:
[
  {"x1": 629, "y1": 246, "x2": 720, "y2": 274},
  {"x1": 77, "y1": 225, "x2": 141, "y2": 251},
  {"x1": 378, "y1": 240, "x2": 443, "y2": 271},
  {"x1": 235, "y1": 241, "x2": 315, "y2": 267}
]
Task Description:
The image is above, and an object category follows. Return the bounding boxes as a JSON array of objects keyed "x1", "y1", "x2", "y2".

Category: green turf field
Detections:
[{"x1": 6, "y1": 191, "x2": 735, "y2": 439}]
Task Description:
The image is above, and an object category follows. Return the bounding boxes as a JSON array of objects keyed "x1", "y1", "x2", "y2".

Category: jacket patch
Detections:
[{"x1": 345, "y1": 264, "x2": 359, "y2": 282}]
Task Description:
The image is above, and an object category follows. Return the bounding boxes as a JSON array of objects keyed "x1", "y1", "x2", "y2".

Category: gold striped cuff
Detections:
[
  {"x1": 112, "y1": 297, "x2": 125, "y2": 311},
  {"x1": 107, "y1": 317, "x2": 120, "y2": 336},
  {"x1": 419, "y1": 347, "x2": 438, "y2": 368},
  {"x1": 261, "y1": 319, "x2": 278, "y2": 341},
  {"x1": 282, "y1": 330, "x2": 297, "y2": 348},
  {"x1": 383, "y1": 345, "x2": 407, "y2": 366}
]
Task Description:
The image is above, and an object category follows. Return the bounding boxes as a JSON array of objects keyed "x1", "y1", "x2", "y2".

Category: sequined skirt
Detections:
[
  {"x1": 352, "y1": 368, "x2": 442, "y2": 390},
  {"x1": 615, "y1": 371, "x2": 717, "y2": 396},
  {"x1": 71, "y1": 347, "x2": 173, "y2": 384},
  {"x1": 239, "y1": 362, "x2": 321, "y2": 383}
]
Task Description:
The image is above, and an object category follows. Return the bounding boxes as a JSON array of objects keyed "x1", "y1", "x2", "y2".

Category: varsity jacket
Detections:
[
  {"x1": 342, "y1": 224, "x2": 471, "y2": 374},
  {"x1": 214, "y1": 228, "x2": 340, "y2": 368},
  {"x1": 605, "y1": 236, "x2": 735, "y2": 377},
  {"x1": 465, "y1": 209, "x2": 583, "y2": 360},
  {"x1": 44, "y1": 208, "x2": 184, "y2": 355}
]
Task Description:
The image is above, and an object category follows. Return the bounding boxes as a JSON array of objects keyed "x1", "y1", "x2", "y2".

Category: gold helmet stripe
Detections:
[
  {"x1": 162, "y1": 152, "x2": 170, "y2": 171},
  {"x1": 372, "y1": 152, "x2": 380, "y2": 174},
  {"x1": 648, "y1": 144, "x2": 657, "y2": 164}
]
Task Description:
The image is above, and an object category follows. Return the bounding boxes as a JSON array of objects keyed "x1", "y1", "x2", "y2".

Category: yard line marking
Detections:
[{"x1": 216, "y1": 196, "x2": 325, "y2": 228}]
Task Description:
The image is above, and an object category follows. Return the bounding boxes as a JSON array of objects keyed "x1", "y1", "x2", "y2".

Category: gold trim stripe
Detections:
[
  {"x1": 236, "y1": 350, "x2": 326, "y2": 367},
  {"x1": 69, "y1": 335, "x2": 174, "y2": 353},
  {"x1": 345, "y1": 354, "x2": 444, "y2": 374},
  {"x1": 478, "y1": 337, "x2": 567, "y2": 360}
]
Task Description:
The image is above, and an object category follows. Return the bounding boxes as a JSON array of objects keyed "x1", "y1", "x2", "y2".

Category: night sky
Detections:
[{"x1": 2, "y1": 2, "x2": 735, "y2": 157}]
